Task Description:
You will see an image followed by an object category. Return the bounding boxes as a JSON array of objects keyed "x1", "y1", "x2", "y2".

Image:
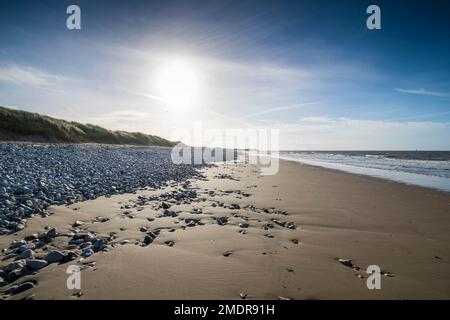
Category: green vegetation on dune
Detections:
[{"x1": 0, "y1": 106, "x2": 176, "y2": 147}]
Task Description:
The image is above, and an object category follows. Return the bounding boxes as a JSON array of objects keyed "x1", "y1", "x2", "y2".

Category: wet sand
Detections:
[{"x1": 1, "y1": 158, "x2": 450, "y2": 300}]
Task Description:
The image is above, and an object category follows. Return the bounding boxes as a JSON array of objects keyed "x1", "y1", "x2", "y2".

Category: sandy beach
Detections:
[{"x1": 1, "y1": 156, "x2": 449, "y2": 300}]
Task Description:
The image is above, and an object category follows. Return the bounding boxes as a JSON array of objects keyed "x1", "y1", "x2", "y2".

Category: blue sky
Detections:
[{"x1": 0, "y1": 0, "x2": 449, "y2": 149}]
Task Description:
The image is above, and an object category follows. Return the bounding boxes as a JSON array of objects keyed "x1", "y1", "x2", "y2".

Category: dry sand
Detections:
[{"x1": 1, "y1": 158, "x2": 450, "y2": 300}]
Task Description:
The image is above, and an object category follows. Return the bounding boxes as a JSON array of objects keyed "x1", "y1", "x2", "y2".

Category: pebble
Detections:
[
  {"x1": 286, "y1": 222, "x2": 296, "y2": 230},
  {"x1": 217, "y1": 217, "x2": 228, "y2": 226},
  {"x1": 60, "y1": 251, "x2": 78, "y2": 263},
  {"x1": 4, "y1": 260, "x2": 26, "y2": 272},
  {"x1": 46, "y1": 227, "x2": 58, "y2": 238},
  {"x1": 164, "y1": 241, "x2": 175, "y2": 247},
  {"x1": 26, "y1": 259, "x2": 49, "y2": 270},
  {"x1": 15, "y1": 249, "x2": 33, "y2": 260},
  {"x1": 10, "y1": 240, "x2": 26, "y2": 249},
  {"x1": 185, "y1": 218, "x2": 200, "y2": 227},
  {"x1": 162, "y1": 210, "x2": 178, "y2": 217},
  {"x1": 143, "y1": 235, "x2": 154, "y2": 245},
  {"x1": 81, "y1": 249, "x2": 94, "y2": 257},
  {"x1": 239, "y1": 292, "x2": 247, "y2": 299},
  {"x1": 44, "y1": 250, "x2": 66, "y2": 263},
  {"x1": 84, "y1": 233, "x2": 96, "y2": 242},
  {"x1": 72, "y1": 221, "x2": 83, "y2": 227},
  {"x1": 160, "y1": 202, "x2": 171, "y2": 209},
  {"x1": 7, "y1": 282, "x2": 35, "y2": 295},
  {"x1": 0, "y1": 277, "x2": 7, "y2": 287},
  {"x1": 338, "y1": 259, "x2": 353, "y2": 268},
  {"x1": 69, "y1": 239, "x2": 85, "y2": 246},
  {"x1": 3, "y1": 253, "x2": 18, "y2": 260},
  {"x1": 24, "y1": 234, "x2": 38, "y2": 241},
  {"x1": 93, "y1": 239, "x2": 108, "y2": 251},
  {"x1": 17, "y1": 243, "x2": 36, "y2": 253}
]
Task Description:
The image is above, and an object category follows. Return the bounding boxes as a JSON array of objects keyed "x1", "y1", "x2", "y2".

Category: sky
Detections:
[{"x1": 0, "y1": 0, "x2": 449, "y2": 150}]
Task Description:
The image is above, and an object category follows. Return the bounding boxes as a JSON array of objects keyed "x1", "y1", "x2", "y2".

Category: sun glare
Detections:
[{"x1": 157, "y1": 59, "x2": 200, "y2": 108}]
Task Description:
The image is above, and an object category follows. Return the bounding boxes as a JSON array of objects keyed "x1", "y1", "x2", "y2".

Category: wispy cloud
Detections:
[
  {"x1": 395, "y1": 88, "x2": 448, "y2": 97},
  {"x1": 0, "y1": 64, "x2": 68, "y2": 89},
  {"x1": 240, "y1": 101, "x2": 325, "y2": 119}
]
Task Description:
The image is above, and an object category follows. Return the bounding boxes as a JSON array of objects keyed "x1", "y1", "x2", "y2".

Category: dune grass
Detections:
[{"x1": 0, "y1": 106, "x2": 176, "y2": 147}]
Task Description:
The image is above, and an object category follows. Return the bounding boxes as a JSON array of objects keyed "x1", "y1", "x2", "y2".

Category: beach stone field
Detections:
[
  {"x1": 0, "y1": 144, "x2": 208, "y2": 297},
  {"x1": 0, "y1": 144, "x2": 204, "y2": 235}
]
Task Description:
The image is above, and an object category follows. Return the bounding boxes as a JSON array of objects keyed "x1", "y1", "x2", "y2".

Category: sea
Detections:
[{"x1": 277, "y1": 151, "x2": 450, "y2": 192}]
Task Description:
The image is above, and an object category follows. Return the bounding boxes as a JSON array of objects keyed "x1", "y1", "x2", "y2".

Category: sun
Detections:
[{"x1": 157, "y1": 59, "x2": 200, "y2": 108}]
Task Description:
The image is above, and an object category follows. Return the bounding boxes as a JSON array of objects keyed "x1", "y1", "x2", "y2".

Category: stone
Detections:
[
  {"x1": 84, "y1": 233, "x2": 96, "y2": 242},
  {"x1": 217, "y1": 217, "x2": 228, "y2": 226},
  {"x1": 9, "y1": 282, "x2": 35, "y2": 295},
  {"x1": 163, "y1": 209, "x2": 178, "y2": 217},
  {"x1": 164, "y1": 241, "x2": 175, "y2": 247},
  {"x1": 17, "y1": 243, "x2": 35, "y2": 253},
  {"x1": 273, "y1": 220, "x2": 286, "y2": 227},
  {"x1": 81, "y1": 249, "x2": 94, "y2": 257},
  {"x1": 4, "y1": 260, "x2": 26, "y2": 272},
  {"x1": 44, "y1": 250, "x2": 65, "y2": 263},
  {"x1": 93, "y1": 239, "x2": 107, "y2": 251},
  {"x1": 15, "y1": 249, "x2": 33, "y2": 260},
  {"x1": 223, "y1": 251, "x2": 232, "y2": 257},
  {"x1": 69, "y1": 238, "x2": 85, "y2": 245},
  {"x1": 60, "y1": 251, "x2": 78, "y2": 263},
  {"x1": 160, "y1": 202, "x2": 171, "y2": 209},
  {"x1": 338, "y1": 259, "x2": 353, "y2": 268},
  {"x1": 10, "y1": 240, "x2": 26, "y2": 249},
  {"x1": 286, "y1": 222, "x2": 296, "y2": 230},
  {"x1": 0, "y1": 277, "x2": 7, "y2": 287},
  {"x1": 46, "y1": 228, "x2": 58, "y2": 239},
  {"x1": 3, "y1": 253, "x2": 18, "y2": 260},
  {"x1": 26, "y1": 259, "x2": 48, "y2": 270},
  {"x1": 72, "y1": 221, "x2": 83, "y2": 227},
  {"x1": 143, "y1": 235, "x2": 154, "y2": 245},
  {"x1": 24, "y1": 234, "x2": 38, "y2": 241}
]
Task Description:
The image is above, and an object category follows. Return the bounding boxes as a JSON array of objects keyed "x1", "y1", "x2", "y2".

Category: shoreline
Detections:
[
  {"x1": 253, "y1": 151, "x2": 450, "y2": 194},
  {"x1": 1, "y1": 157, "x2": 450, "y2": 299},
  {"x1": 275, "y1": 156, "x2": 450, "y2": 195}
]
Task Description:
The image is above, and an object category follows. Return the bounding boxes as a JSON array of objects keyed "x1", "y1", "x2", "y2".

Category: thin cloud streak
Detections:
[
  {"x1": 395, "y1": 88, "x2": 448, "y2": 97},
  {"x1": 0, "y1": 64, "x2": 67, "y2": 87},
  {"x1": 240, "y1": 101, "x2": 325, "y2": 119}
]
